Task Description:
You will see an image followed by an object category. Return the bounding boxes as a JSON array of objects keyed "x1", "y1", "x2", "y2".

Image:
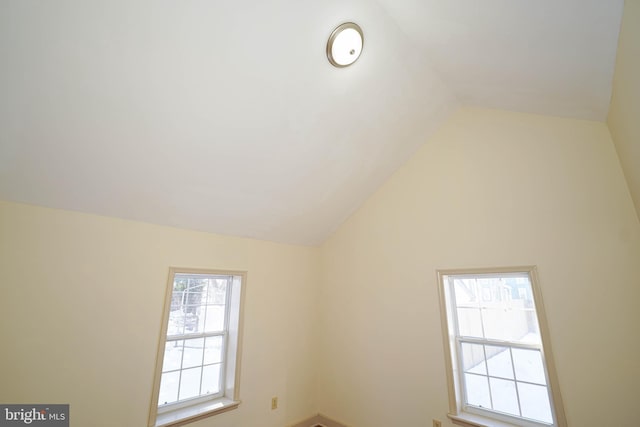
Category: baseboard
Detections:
[{"x1": 288, "y1": 413, "x2": 348, "y2": 427}]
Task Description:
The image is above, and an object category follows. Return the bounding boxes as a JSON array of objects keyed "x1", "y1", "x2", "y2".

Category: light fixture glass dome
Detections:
[{"x1": 327, "y1": 22, "x2": 363, "y2": 67}]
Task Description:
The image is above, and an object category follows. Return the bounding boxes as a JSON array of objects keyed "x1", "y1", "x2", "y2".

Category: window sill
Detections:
[
  {"x1": 448, "y1": 413, "x2": 519, "y2": 427},
  {"x1": 155, "y1": 398, "x2": 240, "y2": 427}
]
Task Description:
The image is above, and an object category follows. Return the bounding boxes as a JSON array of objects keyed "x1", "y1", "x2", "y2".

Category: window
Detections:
[
  {"x1": 437, "y1": 267, "x2": 566, "y2": 427},
  {"x1": 148, "y1": 269, "x2": 245, "y2": 427}
]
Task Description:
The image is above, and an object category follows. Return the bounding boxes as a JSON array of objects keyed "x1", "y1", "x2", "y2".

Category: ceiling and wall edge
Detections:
[{"x1": 608, "y1": 0, "x2": 640, "y2": 222}]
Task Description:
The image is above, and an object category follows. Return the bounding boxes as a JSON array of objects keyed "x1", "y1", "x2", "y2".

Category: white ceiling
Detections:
[
  {"x1": 377, "y1": 0, "x2": 624, "y2": 120},
  {"x1": 0, "y1": 0, "x2": 623, "y2": 245}
]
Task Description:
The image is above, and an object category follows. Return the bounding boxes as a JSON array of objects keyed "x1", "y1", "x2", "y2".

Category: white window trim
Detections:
[
  {"x1": 148, "y1": 268, "x2": 246, "y2": 427},
  {"x1": 436, "y1": 266, "x2": 567, "y2": 427}
]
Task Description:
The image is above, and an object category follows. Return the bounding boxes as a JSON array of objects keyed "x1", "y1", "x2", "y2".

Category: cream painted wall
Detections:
[
  {"x1": 318, "y1": 109, "x2": 640, "y2": 427},
  {"x1": 608, "y1": 0, "x2": 640, "y2": 220},
  {"x1": 0, "y1": 201, "x2": 319, "y2": 427}
]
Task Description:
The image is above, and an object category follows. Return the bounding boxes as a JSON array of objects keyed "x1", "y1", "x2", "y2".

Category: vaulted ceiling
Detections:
[{"x1": 0, "y1": 0, "x2": 625, "y2": 245}]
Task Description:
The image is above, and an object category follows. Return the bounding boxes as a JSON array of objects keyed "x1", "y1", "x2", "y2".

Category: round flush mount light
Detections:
[{"x1": 326, "y1": 22, "x2": 363, "y2": 67}]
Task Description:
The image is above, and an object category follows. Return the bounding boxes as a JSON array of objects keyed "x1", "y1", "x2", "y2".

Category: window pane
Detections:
[
  {"x1": 182, "y1": 306, "x2": 202, "y2": 334},
  {"x1": 482, "y1": 307, "x2": 539, "y2": 342},
  {"x1": 206, "y1": 279, "x2": 228, "y2": 304},
  {"x1": 162, "y1": 340, "x2": 183, "y2": 372},
  {"x1": 169, "y1": 276, "x2": 209, "y2": 336},
  {"x1": 513, "y1": 348, "x2": 547, "y2": 385},
  {"x1": 464, "y1": 373, "x2": 491, "y2": 409},
  {"x1": 485, "y1": 346, "x2": 514, "y2": 380},
  {"x1": 480, "y1": 284, "x2": 492, "y2": 302},
  {"x1": 490, "y1": 377, "x2": 519, "y2": 417},
  {"x1": 518, "y1": 382, "x2": 553, "y2": 424},
  {"x1": 461, "y1": 343, "x2": 486, "y2": 375},
  {"x1": 182, "y1": 338, "x2": 204, "y2": 369},
  {"x1": 457, "y1": 308, "x2": 483, "y2": 338},
  {"x1": 453, "y1": 279, "x2": 478, "y2": 306},
  {"x1": 477, "y1": 276, "x2": 541, "y2": 344},
  {"x1": 167, "y1": 306, "x2": 186, "y2": 337},
  {"x1": 167, "y1": 306, "x2": 204, "y2": 336},
  {"x1": 484, "y1": 307, "x2": 540, "y2": 343},
  {"x1": 202, "y1": 364, "x2": 222, "y2": 395},
  {"x1": 179, "y1": 367, "x2": 202, "y2": 401},
  {"x1": 204, "y1": 336, "x2": 223, "y2": 365},
  {"x1": 204, "y1": 305, "x2": 226, "y2": 332},
  {"x1": 182, "y1": 280, "x2": 206, "y2": 305},
  {"x1": 158, "y1": 371, "x2": 179, "y2": 406}
]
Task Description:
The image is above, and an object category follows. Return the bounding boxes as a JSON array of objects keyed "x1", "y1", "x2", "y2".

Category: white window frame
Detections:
[
  {"x1": 148, "y1": 268, "x2": 246, "y2": 427},
  {"x1": 437, "y1": 266, "x2": 567, "y2": 427}
]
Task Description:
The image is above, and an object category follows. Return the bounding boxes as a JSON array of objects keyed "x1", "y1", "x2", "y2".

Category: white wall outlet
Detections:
[{"x1": 271, "y1": 396, "x2": 278, "y2": 410}]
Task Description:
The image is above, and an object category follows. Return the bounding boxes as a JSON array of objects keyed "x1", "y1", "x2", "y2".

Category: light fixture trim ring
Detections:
[{"x1": 327, "y1": 22, "x2": 364, "y2": 68}]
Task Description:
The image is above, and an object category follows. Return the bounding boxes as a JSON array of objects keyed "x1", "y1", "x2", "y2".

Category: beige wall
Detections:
[
  {"x1": 0, "y1": 201, "x2": 320, "y2": 427},
  {"x1": 608, "y1": 0, "x2": 640, "y2": 220},
  {"x1": 318, "y1": 109, "x2": 640, "y2": 427}
]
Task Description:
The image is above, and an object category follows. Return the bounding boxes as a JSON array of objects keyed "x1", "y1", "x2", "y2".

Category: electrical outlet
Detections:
[
  {"x1": 433, "y1": 420, "x2": 442, "y2": 427},
  {"x1": 271, "y1": 396, "x2": 278, "y2": 410}
]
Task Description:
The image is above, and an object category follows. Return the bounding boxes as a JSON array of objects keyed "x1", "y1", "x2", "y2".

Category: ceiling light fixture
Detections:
[{"x1": 326, "y1": 22, "x2": 363, "y2": 68}]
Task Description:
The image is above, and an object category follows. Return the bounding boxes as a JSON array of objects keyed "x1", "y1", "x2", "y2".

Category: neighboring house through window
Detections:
[
  {"x1": 437, "y1": 267, "x2": 566, "y2": 427},
  {"x1": 148, "y1": 269, "x2": 245, "y2": 427}
]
